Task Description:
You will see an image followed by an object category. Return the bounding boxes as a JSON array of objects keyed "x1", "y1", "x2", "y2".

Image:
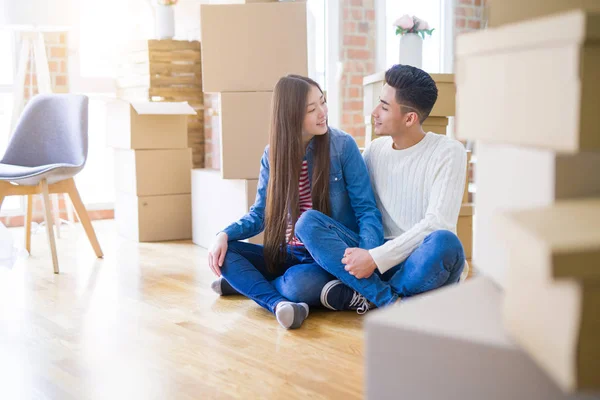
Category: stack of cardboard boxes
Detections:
[
  {"x1": 116, "y1": 39, "x2": 205, "y2": 169},
  {"x1": 457, "y1": 8, "x2": 600, "y2": 392},
  {"x1": 108, "y1": 101, "x2": 196, "y2": 242},
  {"x1": 365, "y1": 5, "x2": 600, "y2": 399},
  {"x1": 192, "y1": 0, "x2": 308, "y2": 248}
]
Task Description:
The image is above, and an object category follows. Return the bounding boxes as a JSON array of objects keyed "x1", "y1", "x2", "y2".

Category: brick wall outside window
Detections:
[
  {"x1": 338, "y1": 0, "x2": 377, "y2": 148},
  {"x1": 455, "y1": 0, "x2": 488, "y2": 33}
]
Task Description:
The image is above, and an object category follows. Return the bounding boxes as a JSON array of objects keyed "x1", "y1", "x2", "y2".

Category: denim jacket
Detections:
[{"x1": 222, "y1": 127, "x2": 384, "y2": 250}]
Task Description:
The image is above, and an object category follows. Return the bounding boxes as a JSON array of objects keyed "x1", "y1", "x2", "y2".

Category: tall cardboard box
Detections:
[
  {"x1": 200, "y1": 1, "x2": 308, "y2": 92},
  {"x1": 423, "y1": 116, "x2": 449, "y2": 135},
  {"x1": 456, "y1": 10, "x2": 600, "y2": 152},
  {"x1": 463, "y1": 151, "x2": 472, "y2": 204},
  {"x1": 499, "y1": 198, "x2": 600, "y2": 392},
  {"x1": 504, "y1": 278, "x2": 600, "y2": 394},
  {"x1": 488, "y1": 0, "x2": 600, "y2": 27},
  {"x1": 217, "y1": 92, "x2": 272, "y2": 180},
  {"x1": 429, "y1": 73, "x2": 455, "y2": 118},
  {"x1": 498, "y1": 198, "x2": 600, "y2": 283},
  {"x1": 458, "y1": 204, "x2": 474, "y2": 259},
  {"x1": 116, "y1": 192, "x2": 192, "y2": 242},
  {"x1": 472, "y1": 142, "x2": 600, "y2": 288},
  {"x1": 114, "y1": 148, "x2": 192, "y2": 196},
  {"x1": 106, "y1": 100, "x2": 197, "y2": 150},
  {"x1": 192, "y1": 169, "x2": 262, "y2": 248},
  {"x1": 365, "y1": 278, "x2": 596, "y2": 400}
]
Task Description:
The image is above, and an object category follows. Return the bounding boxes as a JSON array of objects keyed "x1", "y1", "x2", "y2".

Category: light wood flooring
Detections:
[{"x1": 0, "y1": 220, "x2": 364, "y2": 400}]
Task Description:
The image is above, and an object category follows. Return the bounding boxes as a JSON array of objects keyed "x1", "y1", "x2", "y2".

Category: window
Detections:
[
  {"x1": 0, "y1": 31, "x2": 21, "y2": 214},
  {"x1": 69, "y1": 0, "x2": 154, "y2": 209},
  {"x1": 76, "y1": 0, "x2": 153, "y2": 80},
  {"x1": 307, "y1": 0, "x2": 327, "y2": 89},
  {"x1": 73, "y1": 95, "x2": 115, "y2": 209}
]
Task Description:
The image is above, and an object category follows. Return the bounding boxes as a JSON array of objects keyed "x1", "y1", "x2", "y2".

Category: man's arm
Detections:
[{"x1": 368, "y1": 143, "x2": 467, "y2": 274}]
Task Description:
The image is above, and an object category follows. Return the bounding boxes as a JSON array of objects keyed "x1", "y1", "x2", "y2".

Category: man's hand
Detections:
[{"x1": 342, "y1": 248, "x2": 377, "y2": 279}]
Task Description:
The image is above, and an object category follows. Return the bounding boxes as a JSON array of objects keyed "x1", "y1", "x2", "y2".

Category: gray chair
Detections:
[{"x1": 0, "y1": 94, "x2": 103, "y2": 273}]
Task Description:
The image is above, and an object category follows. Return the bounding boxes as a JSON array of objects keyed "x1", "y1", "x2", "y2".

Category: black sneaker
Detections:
[{"x1": 320, "y1": 280, "x2": 375, "y2": 314}]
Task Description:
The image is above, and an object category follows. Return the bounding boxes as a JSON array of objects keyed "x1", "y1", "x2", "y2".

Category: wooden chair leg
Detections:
[
  {"x1": 65, "y1": 179, "x2": 103, "y2": 258},
  {"x1": 52, "y1": 193, "x2": 61, "y2": 238},
  {"x1": 66, "y1": 195, "x2": 75, "y2": 225},
  {"x1": 40, "y1": 180, "x2": 59, "y2": 274},
  {"x1": 25, "y1": 194, "x2": 33, "y2": 254}
]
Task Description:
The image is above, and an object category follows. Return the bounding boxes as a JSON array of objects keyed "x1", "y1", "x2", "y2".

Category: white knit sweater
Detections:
[{"x1": 363, "y1": 133, "x2": 467, "y2": 274}]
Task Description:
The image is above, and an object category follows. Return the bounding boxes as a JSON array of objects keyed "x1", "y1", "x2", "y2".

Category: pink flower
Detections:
[
  {"x1": 415, "y1": 18, "x2": 430, "y2": 30},
  {"x1": 394, "y1": 14, "x2": 414, "y2": 30}
]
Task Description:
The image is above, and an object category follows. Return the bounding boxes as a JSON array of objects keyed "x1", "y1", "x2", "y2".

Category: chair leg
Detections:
[
  {"x1": 40, "y1": 180, "x2": 59, "y2": 274},
  {"x1": 0, "y1": 183, "x2": 6, "y2": 209},
  {"x1": 25, "y1": 194, "x2": 33, "y2": 254},
  {"x1": 65, "y1": 179, "x2": 103, "y2": 258},
  {"x1": 52, "y1": 193, "x2": 61, "y2": 238},
  {"x1": 66, "y1": 195, "x2": 75, "y2": 225}
]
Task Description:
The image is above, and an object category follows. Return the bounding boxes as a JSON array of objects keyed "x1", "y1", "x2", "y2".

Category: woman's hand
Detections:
[{"x1": 208, "y1": 232, "x2": 228, "y2": 277}]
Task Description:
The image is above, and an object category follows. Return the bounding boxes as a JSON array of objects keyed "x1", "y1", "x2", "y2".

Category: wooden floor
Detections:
[{"x1": 0, "y1": 220, "x2": 365, "y2": 400}]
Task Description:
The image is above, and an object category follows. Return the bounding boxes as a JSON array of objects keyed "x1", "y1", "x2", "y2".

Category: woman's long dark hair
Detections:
[{"x1": 263, "y1": 75, "x2": 331, "y2": 273}]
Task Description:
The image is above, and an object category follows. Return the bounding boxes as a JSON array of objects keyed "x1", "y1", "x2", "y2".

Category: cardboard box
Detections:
[
  {"x1": 503, "y1": 231, "x2": 600, "y2": 392},
  {"x1": 218, "y1": 92, "x2": 272, "y2": 180},
  {"x1": 473, "y1": 142, "x2": 600, "y2": 289},
  {"x1": 463, "y1": 150, "x2": 472, "y2": 204},
  {"x1": 488, "y1": 0, "x2": 600, "y2": 27},
  {"x1": 363, "y1": 72, "x2": 455, "y2": 119},
  {"x1": 456, "y1": 10, "x2": 600, "y2": 152},
  {"x1": 423, "y1": 116, "x2": 449, "y2": 135},
  {"x1": 498, "y1": 198, "x2": 600, "y2": 283},
  {"x1": 429, "y1": 73, "x2": 455, "y2": 117},
  {"x1": 458, "y1": 204, "x2": 474, "y2": 259},
  {"x1": 114, "y1": 148, "x2": 192, "y2": 196},
  {"x1": 200, "y1": 2, "x2": 308, "y2": 92},
  {"x1": 106, "y1": 100, "x2": 197, "y2": 150},
  {"x1": 365, "y1": 277, "x2": 591, "y2": 400},
  {"x1": 192, "y1": 169, "x2": 262, "y2": 248},
  {"x1": 499, "y1": 199, "x2": 600, "y2": 391},
  {"x1": 363, "y1": 74, "x2": 383, "y2": 118},
  {"x1": 116, "y1": 192, "x2": 192, "y2": 242}
]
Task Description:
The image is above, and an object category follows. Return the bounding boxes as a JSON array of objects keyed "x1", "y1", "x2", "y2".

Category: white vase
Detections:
[
  {"x1": 156, "y1": 5, "x2": 175, "y2": 40},
  {"x1": 399, "y1": 33, "x2": 423, "y2": 69}
]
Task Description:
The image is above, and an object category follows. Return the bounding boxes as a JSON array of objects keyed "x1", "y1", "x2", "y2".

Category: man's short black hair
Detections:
[{"x1": 384, "y1": 64, "x2": 438, "y2": 123}]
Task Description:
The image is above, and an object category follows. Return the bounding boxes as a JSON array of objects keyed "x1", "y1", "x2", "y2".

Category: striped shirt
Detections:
[{"x1": 286, "y1": 160, "x2": 313, "y2": 246}]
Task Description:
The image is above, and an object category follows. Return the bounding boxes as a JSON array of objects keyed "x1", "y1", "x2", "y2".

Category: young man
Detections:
[{"x1": 295, "y1": 64, "x2": 467, "y2": 312}]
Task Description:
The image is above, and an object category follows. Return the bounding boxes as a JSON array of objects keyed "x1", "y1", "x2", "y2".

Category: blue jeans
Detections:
[
  {"x1": 220, "y1": 241, "x2": 336, "y2": 313},
  {"x1": 295, "y1": 210, "x2": 466, "y2": 308}
]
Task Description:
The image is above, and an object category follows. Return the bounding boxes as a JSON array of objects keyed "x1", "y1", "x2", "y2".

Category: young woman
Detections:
[{"x1": 208, "y1": 75, "x2": 383, "y2": 329}]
